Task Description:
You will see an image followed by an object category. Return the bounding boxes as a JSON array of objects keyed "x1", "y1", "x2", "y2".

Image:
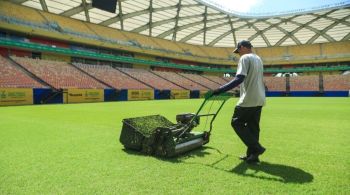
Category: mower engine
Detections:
[{"x1": 176, "y1": 113, "x2": 200, "y2": 128}]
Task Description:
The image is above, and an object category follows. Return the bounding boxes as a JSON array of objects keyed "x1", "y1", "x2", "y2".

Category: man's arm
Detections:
[{"x1": 212, "y1": 74, "x2": 245, "y2": 95}]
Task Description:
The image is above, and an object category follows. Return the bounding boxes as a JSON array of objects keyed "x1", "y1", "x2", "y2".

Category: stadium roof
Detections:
[{"x1": 13, "y1": 0, "x2": 350, "y2": 47}]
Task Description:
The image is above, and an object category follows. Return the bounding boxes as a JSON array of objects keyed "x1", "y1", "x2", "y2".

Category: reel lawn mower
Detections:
[{"x1": 119, "y1": 93, "x2": 231, "y2": 157}]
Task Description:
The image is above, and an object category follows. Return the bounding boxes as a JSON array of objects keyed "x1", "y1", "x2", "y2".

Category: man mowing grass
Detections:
[{"x1": 208, "y1": 40, "x2": 266, "y2": 164}]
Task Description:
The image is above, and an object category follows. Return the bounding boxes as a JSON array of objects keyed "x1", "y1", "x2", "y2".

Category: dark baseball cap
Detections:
[{"x1": 233, "y1": 40, "x2": 253, "y2": 53}]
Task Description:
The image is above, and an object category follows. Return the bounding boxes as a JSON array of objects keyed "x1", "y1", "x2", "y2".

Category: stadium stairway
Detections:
[
  {"x1": 151, "y1": 71, "x2": 191, "y2": 90},
  {"x1": 0, "y1": 56, "x2": 44, "y2": 88},
  {"x1": 7, "y1": 56, "x2": 52, "y2": 89},
  {"x1": 116, "y1": 68, "x2": 155, "y2": 89},
  {"x1": 71, "y1": 63, "x2": 115, "y2": 89},
  {"x1": 152, "y1": 71, "x2": 207, "y2": 91},
  {"x1": 175, "y1": 72, "x2": 210, "y2": 90},
  {"x1": 180, "y1": 73, "x2": 221, "y2": 89},
  {"x1": 7, "y1": 56, "x2": 64, "y2": 103},
  {"x1": 202, "y1": 75, "x2": 226, "y2": 85},
  {"x1": 148, "y1": 70, "x2": 185, "y2": 90}
]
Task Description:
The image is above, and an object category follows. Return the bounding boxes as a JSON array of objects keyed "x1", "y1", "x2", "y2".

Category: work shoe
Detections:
[
  {"x1": 239, "y1": 155, "x2": 248, "y2": 161},
  {"x1": 246, "y1": 154, "x2": 260, "y2": 164},
  {"x1": 257, "y1": 147, "x2": 266, "y2": 155},
  {"x1": 246, "y1": 147, "x2": 265, "y2": 164}
]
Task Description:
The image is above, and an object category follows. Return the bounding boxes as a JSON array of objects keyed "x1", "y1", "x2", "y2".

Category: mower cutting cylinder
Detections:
[{"x1": 174, "y1": 133, "x2": 209, "y2": 155}]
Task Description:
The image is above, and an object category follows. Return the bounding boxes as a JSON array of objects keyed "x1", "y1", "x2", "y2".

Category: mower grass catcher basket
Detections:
[{"x1": 120, "y1": 93, "x2": 231, "y2": 157}]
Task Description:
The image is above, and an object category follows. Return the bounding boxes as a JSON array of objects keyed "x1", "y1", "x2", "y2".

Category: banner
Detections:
[
  {"x1": 170, "y1": 90, "x2": 190, "y2": 99},
  {"x1": 64, "y1": 89, "x2": 104, "y2": 103},
  {"x1": 0, "y1": 88, "x2": 33, "y2": 106},
  {"x1": 128, "y1": 90, "x2": 154, "y2": 101}
]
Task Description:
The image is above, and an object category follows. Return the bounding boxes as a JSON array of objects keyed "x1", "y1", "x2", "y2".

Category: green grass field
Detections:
[{"x1": 1, "y1": 98, "x2": 349, "y2": 194}]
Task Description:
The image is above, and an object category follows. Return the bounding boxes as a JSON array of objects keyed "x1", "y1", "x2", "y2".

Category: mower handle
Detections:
[{"x1": 176, "y1": 93, "x2": 231, "y2": 139}]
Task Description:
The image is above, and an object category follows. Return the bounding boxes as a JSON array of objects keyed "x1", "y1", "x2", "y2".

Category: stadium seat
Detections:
[
  {"x1": 323, "y1": 75, "x2": 350, "y2": 91},
  {"x1": 290, "y1": 76, "x2": 319, "y2": 91},
  {"x1": 264, "y1": 77, "x2": 286, "y2": 91}
]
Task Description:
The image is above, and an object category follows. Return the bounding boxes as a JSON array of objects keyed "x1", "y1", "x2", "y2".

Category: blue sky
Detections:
[{"x1": 209, "y1": 0, "x2": 349, "y2": 14}]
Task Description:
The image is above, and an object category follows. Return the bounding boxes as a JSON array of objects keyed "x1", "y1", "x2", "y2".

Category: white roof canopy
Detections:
[{"x1": 15, "y1": 0, "x2": 350, "y2": 47}]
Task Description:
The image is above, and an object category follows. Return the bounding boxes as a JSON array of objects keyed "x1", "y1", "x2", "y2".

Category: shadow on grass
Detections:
[
  {"x1": 122, "y1": 147, "x2": 313, "y2": 184},
  {"x1": 230, "y1": 161, "x2": 314, "y2": 184},
  {"x1": 183, "y1": 148, "x2": 314, "y2": 184},
  {"x1": 121, "y1": 145, "x2": 213, "y2": 163},
  {"x1": 181, "y1": 147, "x2": 314, "y2": 184},
  {"x1": 121, "y1": 148, "x2": 181, "y2": 163}
]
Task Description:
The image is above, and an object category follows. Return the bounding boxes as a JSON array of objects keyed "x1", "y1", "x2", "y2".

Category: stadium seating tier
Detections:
[
  {"x1": 11, "y1": 57, "x2": 106, "y2": 89},
  {"x1": 0, "y1": 56, "x2": 46, "y2": 88}
]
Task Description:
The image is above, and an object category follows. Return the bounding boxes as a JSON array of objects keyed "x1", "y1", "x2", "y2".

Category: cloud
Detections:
[{"x1": 214, "y1": 0, "x2": 263, "y2": 12}]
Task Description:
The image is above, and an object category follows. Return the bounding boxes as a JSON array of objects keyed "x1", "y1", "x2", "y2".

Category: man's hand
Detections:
[
  {"x1": 212, "y1": 88, "x2": 221, "y2": 96},
  {"x1": 205, "y1": 89, "x2": 221, "y2": 99}
]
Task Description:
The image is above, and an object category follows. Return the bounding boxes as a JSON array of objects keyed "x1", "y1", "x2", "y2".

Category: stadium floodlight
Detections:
[{"x1": 92, "y1": 0, "x2": 117, "y2": 13}]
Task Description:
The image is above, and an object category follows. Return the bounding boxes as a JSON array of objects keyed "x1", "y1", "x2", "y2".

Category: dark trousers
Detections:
[{"x1": 231, "y1": 106, "x2": 263, "y2": 155}]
